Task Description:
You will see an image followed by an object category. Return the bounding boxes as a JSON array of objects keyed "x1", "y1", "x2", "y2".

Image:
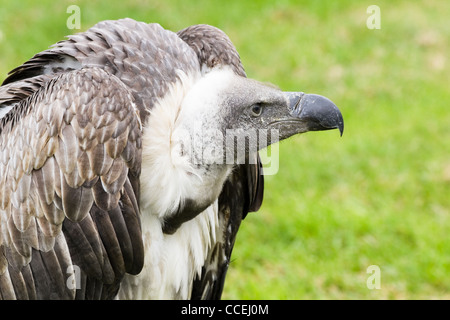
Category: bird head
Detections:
[{"x1": 174, "y1": 67, "x2": 343, "y2": 166}]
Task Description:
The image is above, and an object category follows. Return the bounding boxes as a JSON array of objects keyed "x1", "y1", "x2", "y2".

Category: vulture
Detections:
[{"x1": 0, "y1": 18, "x2": 343, "y2": 300}]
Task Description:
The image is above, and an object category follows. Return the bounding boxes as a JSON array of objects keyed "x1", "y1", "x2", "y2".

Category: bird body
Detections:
[{"x1": 0, "y1": 19, "x2": 343, "y2": 299}]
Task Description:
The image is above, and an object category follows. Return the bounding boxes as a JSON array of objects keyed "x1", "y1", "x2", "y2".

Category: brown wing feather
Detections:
[
  {"x1": 0, "y1": 67, "x2": 143, "y2": 299},
  {"x1": 177, "y1": 24, "x2": 246, "y2": 77},
  {"x1": 3, "y1": 19, "x2": 200, "y2": 126}
]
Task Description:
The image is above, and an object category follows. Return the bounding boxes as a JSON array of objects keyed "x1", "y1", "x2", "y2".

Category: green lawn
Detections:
[{"x1": 1, "y1": 0, "x2": 449, "y2": 299}]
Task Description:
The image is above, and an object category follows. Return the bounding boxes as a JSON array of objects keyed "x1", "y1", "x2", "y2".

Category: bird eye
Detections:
[{"x1": 250, "y1": 104, "x2": 263, "y2": 117}]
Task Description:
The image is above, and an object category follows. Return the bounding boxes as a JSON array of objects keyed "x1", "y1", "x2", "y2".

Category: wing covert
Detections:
[{"x1": 0, "y1": 67, "x2": 143, "y2": 299}]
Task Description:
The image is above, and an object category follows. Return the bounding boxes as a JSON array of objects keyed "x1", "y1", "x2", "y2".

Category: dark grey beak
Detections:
[{"x1": 286, "y1": 92, "x2": 344, "y2": 136}]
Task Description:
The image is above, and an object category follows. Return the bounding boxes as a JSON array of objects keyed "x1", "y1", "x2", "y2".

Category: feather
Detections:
[
  {"x1": 29, "y1": 249, "x2": 51, "y2": 299},
  {"x1": 32, "y1": 157, "x2": 56, "y2": 205},
  {"x1": 73, "y1": 120, "x2": 97, "y2": 143},
  {"x1": 3, "y1": 246, "x2": 28, "y2": 274},
  {"x1": 77, "y1": 214, "x2": 105, "y2": 267},
  {"x1": 90, "y1": 204, "x2": 125, "y2": 277},
  {"x1": 78, "y1": 213, "x2": 116, "y2": 284},
  {"x1": 61, "y1": 176, "x2": 93, "y2": 222},
  {"x1": 39, "y1": 248, "x2": 67, "y2": 298},
  {"x1": 106, "y1": 205, "x2": 133, "y2": 272},
  {"x1": 0, "y1": 268, "x2": 16, "y2": 299},
  {"x1": 14, "y1": 173, "x2": 32, "y2": 205},
  {"x1": 120, "y1": 139, "x2": 137, "y2": 165},
  {"x1": 0, "y1": 248, "x2": 7, "y2": 275},
  {"x1": 87, "y1": 143, "x2": 113, "y2": 176},
  {"x1": 20, "y1": 264, "x2": 37, "y2": 299},
  {"x1": 76, "y1": 151, "x2": 96, "y2": 182},
  {"x1": 9, "y1": 268, "x2": 30, "y2": 299},
  {"x1": 97, "y1": 120, "x2": 117, "y2": 144},
  {"x1": 74, "y1": 270, "x2": 87, "y2": 300},
  {"x1": 0, "y1": 176, "x2": 10, "y2": 211},
  {"x1": 52, "y1": 233, "x2": 74, "y2": 289},
  {"x1": 97, "y1": 241, "x2": 116, "y2": 285},
  {"x1": 63, "y1": 165, "x2": 85, "y2": 189},
  {"x1": 33, "y1": 136, "x2": 58, "y2": 169},
  {"x1": 37, "y1": 195, "x2": 63, "y2": 225},
  {"x1": 100, "y1": 159, "x2": 127, "y2": 194},
  {"x1": 36, "y1": 215, "x2": 62, "y2": 238},
  {"x1": 36, "y1": 224, "x2": 55, "y2": 252},
  {"x1": 46, "y1": 99, "x2": 66, "y2": 137},
  {"x1": 92, "y1": 179, "x2": 120, "y2": 211},
  {"x1": 54, "y1": 125, "x2": 78, "y2": 175},
  {"x1": 120, "y1": 179, "x2": 144, "y2": 274},
  {"x1": 62, "y1": 218, "x2": 103, "y2": 280},
  {"x1": 105, "y1": 131, "x2": 128, "y2": 159},
  {"x1": 92, "y1": 109, "x2": 116, "y2": 129},
  {"x1": 11, "y1": 203, "x2": 32, "y2": 233},
  {"x1": 8, "y1": 216, "x2": 32, "y2": 260},
  {"x1": 85, "y1": 277, "x2": 103, "y2": 300},
  {"x1": 23, "y1": 216, "x2": 39, "y2": 250}
]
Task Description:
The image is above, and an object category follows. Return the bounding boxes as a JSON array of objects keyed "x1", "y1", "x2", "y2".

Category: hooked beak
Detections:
[{"x1": 286, "y1": 92, "x2": 344, "y2": 136}]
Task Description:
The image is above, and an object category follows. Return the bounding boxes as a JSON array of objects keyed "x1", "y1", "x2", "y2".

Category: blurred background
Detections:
[{"x1": 1, "y1": 0, "x2": 449, "y2": 299}]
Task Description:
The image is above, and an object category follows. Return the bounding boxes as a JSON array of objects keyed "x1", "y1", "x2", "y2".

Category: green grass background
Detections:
[{"x1": 1, "y1": 0, "x2": 449, "y2": 299}]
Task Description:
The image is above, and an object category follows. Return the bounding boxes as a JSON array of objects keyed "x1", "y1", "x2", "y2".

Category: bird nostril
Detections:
[
  {"x1": 285, "y1": 92, "x2": 305, "y2": 116},
  {"x1": 293, "y1": 93, "x2": 304, "y2": 114}
]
